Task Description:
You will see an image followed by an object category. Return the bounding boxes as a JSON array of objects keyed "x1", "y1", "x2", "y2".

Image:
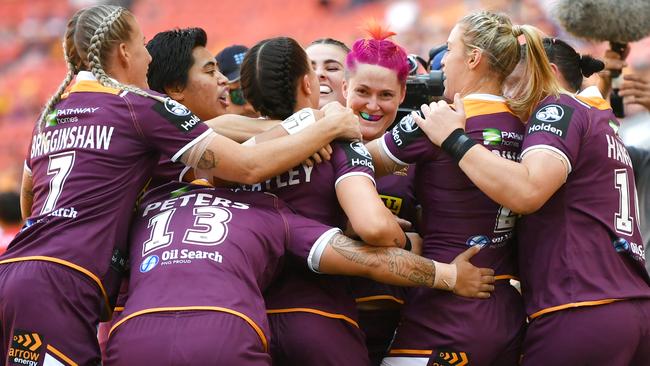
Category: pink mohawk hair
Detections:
[{"x1": 346, "y1": 20, "x2": 409, "y2": 83}]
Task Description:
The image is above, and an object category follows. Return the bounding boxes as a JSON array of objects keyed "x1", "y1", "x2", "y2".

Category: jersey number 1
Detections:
[{"x1": 614, "y1": 169, "x2": 637, "y2": 235}]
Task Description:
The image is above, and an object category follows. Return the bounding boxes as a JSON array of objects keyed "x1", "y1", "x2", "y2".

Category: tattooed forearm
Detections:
[
  {"x1": 197, "y1": 150, "x2": 218, "y2": 169},
  {"x1": 329, "y1": 234, "x2": 436, "y2": 288}
]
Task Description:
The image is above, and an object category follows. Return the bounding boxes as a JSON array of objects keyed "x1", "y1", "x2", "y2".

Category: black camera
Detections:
[{"x1": 394, "y1": 46, "x2": 447, "y2": 125}]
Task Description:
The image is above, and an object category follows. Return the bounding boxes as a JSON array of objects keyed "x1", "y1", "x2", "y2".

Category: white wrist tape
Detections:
[
  {"x1": 281, "y1": 108, "x2": 316, "y2": 135},
  {"x1": 432, "y1": 261, "x2": 457, "y2": 291}
]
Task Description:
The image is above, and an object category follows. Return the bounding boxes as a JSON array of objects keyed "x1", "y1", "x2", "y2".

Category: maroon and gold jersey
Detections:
[
  {"x1": 113, "y1": 182, "x2": 337, "y2": 351},
  {"x1": 518, "y1": 93, "x2": 650, "y2": 319},
  {"x1": 0, "y1": 72, "x2": 211, "y2": 319}
]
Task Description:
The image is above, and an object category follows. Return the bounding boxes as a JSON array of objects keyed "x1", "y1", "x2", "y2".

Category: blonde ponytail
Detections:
[{"x1": 507, "y1": 25, "x2": 561, "y2": 120}]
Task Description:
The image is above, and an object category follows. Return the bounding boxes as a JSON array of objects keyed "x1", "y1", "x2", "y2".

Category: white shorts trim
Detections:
[
  {"x1": 381, "y1": 356, "x2": 430, "y2": 366},
  {"x1": 43, "y1": 353, "x2": 66, "y2": 366}
]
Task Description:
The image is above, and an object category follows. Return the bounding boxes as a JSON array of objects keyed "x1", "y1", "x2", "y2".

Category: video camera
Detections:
[{"x1": 394, "y1": 45, "x2": 448, "y2": 124}]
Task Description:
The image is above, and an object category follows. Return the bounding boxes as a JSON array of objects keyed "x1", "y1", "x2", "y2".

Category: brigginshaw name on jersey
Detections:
[{"x1": 30, "y1": 125, "x2": 114, "y2": 158}]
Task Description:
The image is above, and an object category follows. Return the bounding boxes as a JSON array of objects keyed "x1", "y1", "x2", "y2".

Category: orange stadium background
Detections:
[{"x1": 0, "y1": 0, "x2": 649, "y2": 193}]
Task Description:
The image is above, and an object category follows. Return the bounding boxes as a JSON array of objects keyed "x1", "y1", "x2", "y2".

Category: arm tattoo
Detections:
[
  {"x1": 197, "y1": 149, "x2": 218, "y2": 169},
  {"x1": 329, "y1": 234, "x2": 435, "y2": 287}
]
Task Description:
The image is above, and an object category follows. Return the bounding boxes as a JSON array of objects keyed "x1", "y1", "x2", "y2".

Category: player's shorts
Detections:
[
  {"x1": 105, "y1": 310, "x2": 271, "y2": 365},
  {"x1": 521, "y1": 298, "x2": 650, "y2": 365},
  {"x1": 352, "y1": 278, "x2": 408, "y2": 366},
  {"x1": 269, "y1": 311, "x2": 370, "y2": 366},
  {"x1": 0, "y1": 260, "x2": 103, "y2": 366},
  {"x1": 382, "y1": 281, "x2": 525, "y2": 366}
]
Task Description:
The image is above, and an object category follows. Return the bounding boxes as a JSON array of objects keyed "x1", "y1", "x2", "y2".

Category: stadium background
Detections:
[{"x1": 0, "y1": 0, "x2": 649, "y2": 193}]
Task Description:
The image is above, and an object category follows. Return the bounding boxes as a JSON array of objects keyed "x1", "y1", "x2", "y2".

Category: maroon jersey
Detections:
[
  {"x1": 0, "y1": 72, "x2": 210, "y2": 319},
  {"x1": 518, "y1": 93, "x2": 650, "y2": 319},
  {"x1": 240, "y1": 140, "x2": 375, "y2": 324},
  {"x1": 381, "y1": 94, "x2": 523, "y2": 277},
  {"x1": 351, "y1": 166, "x2": 418, "y2": 303},
  {"x1": 113, "y1": 182, "x2": 337, "y2": 350},
  {"x1": 377, "y1": 165, "x2": 418, "y2": 227},
  {"x1": 380, "y1": 95, "x2": 527, "y2": 363}
]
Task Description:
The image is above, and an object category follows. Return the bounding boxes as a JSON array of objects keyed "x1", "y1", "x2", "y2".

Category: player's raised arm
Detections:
[{"x1": 180, "y1": 108, "x2": 361, "y2": 185}]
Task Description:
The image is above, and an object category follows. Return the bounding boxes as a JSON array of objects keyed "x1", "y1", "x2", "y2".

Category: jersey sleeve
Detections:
[
  {"x1": 380, "y1": 113, "x2": 438, "y2": 165},
  {"x1": 129, "y1": 94, "x2": 211, "y2": 163},
  {"x1": 521, "y1": 100, "x2": 584, "y2": 173},
  {"x1": 280, "y1": 209, "x2": 341, "y2": 273},
  {"x1": 331, "y1": 141, "x2": 376, "y2": 187}
]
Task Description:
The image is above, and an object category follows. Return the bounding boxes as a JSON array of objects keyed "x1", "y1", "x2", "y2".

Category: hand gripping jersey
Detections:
[
  {"x1": 381, "y1": 94, "x2": 522, "y2": 275},
  {"x1": 0, "y1": 72, "x2": 211, "y2": 320},
  {"x1": 380, "y1": 94, "x2": 526, "y2": 364},
  {"x1": 110, "y1": 182, "x2": 338, "y2": 352},
  {"x1": 518, "y1": 93, "x2": 650, "y2": 319},
  {"x1": 239, "y1": 140, "x2": 375, "y2": 324}
]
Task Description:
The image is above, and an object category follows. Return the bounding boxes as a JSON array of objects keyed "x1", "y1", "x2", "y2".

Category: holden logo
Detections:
[
  {"x1": 350, "y1": 141, "x2": 371, "y2": 158},
  {"x1": 535, "y1": 104, "x2": 564, "y2": 122},
  {"x1": 399, "y1": 114, "x2": 419, "y2": 132},
  {"x1": 164, "y1": 98, "x2": 191, "y2": 117}
]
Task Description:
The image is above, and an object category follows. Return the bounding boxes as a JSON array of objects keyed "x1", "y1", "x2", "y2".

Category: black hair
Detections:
[
  {"x1": 240, "y1": 37, "x2": 310, "y2": 120},
  {"x1": 309, "y1": 38, "x2": 351, "y2": 53},
  {"x1": 542, "y1": 38, "x2": 605, "y2": 92},
  {"x1": 0, "y1": 192, "x2": 21, "y2": 225},
  {"x1": 146, "y1": 27, "x2": 207, "y2": 93}
]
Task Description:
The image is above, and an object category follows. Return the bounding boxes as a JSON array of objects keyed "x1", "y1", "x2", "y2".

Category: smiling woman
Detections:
[{"x1": 306, "y1": 38, "x2": 350, "y2": 108}]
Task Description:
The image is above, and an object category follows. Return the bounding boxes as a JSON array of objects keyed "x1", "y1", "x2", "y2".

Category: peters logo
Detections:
[
  {"x1": 399, "y1": 114, "x2": 419, "y2": 133},
  {"x1": 431, "y1": 350, "x2": 469, "y2": 366},
  {"x1": 350, "y1": 141, "x2": 371, "y2": 158},
  {"x1": 8, "y1": 330, "x2": 43, "y2": 366},
  {"x1": 535, "y1": 104, "x2": 564, "y2": 122}
]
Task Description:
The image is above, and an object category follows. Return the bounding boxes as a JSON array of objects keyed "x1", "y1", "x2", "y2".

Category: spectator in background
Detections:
[
  {"x1": 0, "y1": 191, "x2": 21, "y2": 254},
  {"x1": 216, "y1": 45, "x2": 260, "y2": 118}
]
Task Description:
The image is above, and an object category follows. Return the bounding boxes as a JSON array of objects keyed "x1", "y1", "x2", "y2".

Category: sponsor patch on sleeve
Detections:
[
  {"x1": 8, "y1": 329, "x2": 44, "y2": 365},
  {"x1": 152, "y1": 98, "x2": 202, "y2": 133},
  {"x1": 391, "y1": 113, "x2": 425, "y2": 148},
  {"x1": 343, "y1": 141, "x2": 375, "y2": 171},
  {"x1": 526, "y1": 103, "x2": 573, "y2": 140}
]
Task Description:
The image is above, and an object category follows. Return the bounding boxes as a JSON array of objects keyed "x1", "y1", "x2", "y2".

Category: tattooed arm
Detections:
[
  {"x1": 181, "y1": 109, "x2": 361, "y2": 185},
  {"x1": 20, "y1": 167, "x2": 33, "y2": 220},
  {"x1": 319, "y1": 233, "x2": 495, "y2": 298}
]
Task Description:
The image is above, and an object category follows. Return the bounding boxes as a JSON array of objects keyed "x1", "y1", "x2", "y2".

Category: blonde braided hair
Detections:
[
  {"x1": 85, "y1": 6, "x2": 152, "y2": 99},
  {"x1": 37, "y1": 11, "x2": 81, "y2": 131}
]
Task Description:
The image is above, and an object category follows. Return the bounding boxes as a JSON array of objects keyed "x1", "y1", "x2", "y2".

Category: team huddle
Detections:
[{"x1": 0, "y1": 4, "x2": 649, "y2": 366}]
